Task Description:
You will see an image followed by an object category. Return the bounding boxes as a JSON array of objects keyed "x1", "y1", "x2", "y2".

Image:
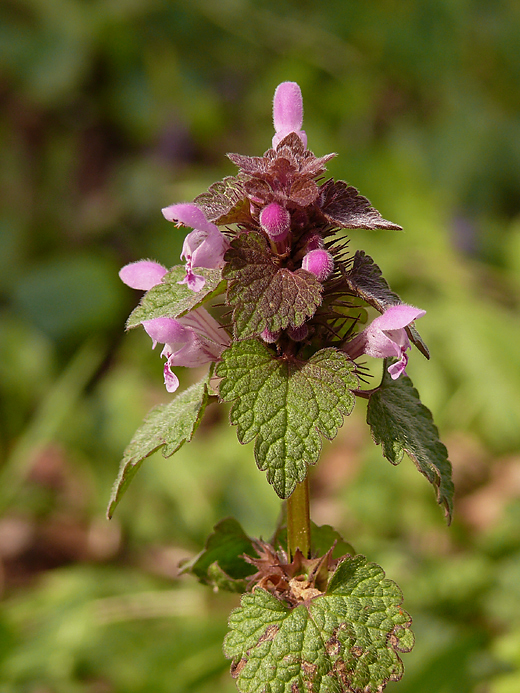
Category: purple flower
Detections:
[
  {"x1": 119, "y1": 260, "x2": 167, "y2": 290},
  {"x1": 259, "y1": 202, "x2": 291, "y2": 242},
  {"x1": 161, "y1": 203, "x2": 229, "y2": 292},
  {"x1": 119, "y1": 259, "x2": 230, "y2": 393},
  {"x1": 142, "y1": 308, "x2": 230, "y2": 393},
  {"x1": 302, "y1": 249, "x2": 334, "y2": 282},
  {"x1": 272, "y1": 82, "x2": 307, "y2": 149},
  {"x1": 343, "y1": 304, "x2": 426, "y2": 379}
]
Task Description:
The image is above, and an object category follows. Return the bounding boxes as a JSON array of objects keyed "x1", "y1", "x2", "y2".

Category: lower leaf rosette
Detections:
[{"x1": 224, "y1": 554, "x2": 413, "y2": 693}]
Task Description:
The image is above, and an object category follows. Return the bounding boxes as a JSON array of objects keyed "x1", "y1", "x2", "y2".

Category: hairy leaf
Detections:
[
  {"x1": 224, "y1": 554, "x2": 413, "y2": 693},
  {"x1": 367, "y1": 363, "x2": 454, "y2": 522},
  {"x1": 229, "y1": 134, "x2": 335, "y2": 181},
  {"x1": 344, "y1": 251, "x2": 429, "y2": 358},
  {"x1": 107, "y1": 378, "x2": 210, "y2": 518},
  {"x1": 319, "y1": 179, "x2": 403, "y2": 230},
  {"x1": 217, "y1": 340, "x2": 357, "y2": 498},
  {"x1": 224, "y1": 233, "x2": 323, "y2": 339},
  {"x1": 182, "y1": 518, "x2": 257, "y2": 592},
  {"x1": 194, "y1": 175, "x2": 252, "y2": 225},
  {"x1": 126, "y1": 266, "x2": 225, "y2": 328}
]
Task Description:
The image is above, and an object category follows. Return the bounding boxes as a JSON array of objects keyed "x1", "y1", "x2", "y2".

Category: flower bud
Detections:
[
  {"x1": 302, "y1": 249, "x2": 334, "y2": 282},
  {"x1": 259, "y1": 203, "x2": 291, "y2": 242}
]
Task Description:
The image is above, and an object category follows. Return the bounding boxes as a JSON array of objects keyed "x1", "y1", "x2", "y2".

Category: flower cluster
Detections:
[
  {"x1": 119, "y1": 259, "x2": 229, "y2": 392},
  {"x1": 119, "y1": 81, "x2": 426, "y2": 393}
]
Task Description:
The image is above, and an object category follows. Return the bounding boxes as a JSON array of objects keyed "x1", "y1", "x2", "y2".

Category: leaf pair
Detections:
[
  {"x1": 108, "y1": 343, "x2": 453, "y2": 523},
  {"x1": 218, "y1": 341, "x2": 453, "y2": 520}
]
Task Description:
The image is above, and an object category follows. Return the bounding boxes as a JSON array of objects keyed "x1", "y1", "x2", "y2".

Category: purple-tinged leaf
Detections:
[
  {"x1": 224, "y1": 232, "x2": 323, "y2": 339},
  {"x1": 194, "y1": 175, "x2": 251, "y2": 225},
  {"x1": 319, "y1": 179, "x2": 403, "y2": 230}
]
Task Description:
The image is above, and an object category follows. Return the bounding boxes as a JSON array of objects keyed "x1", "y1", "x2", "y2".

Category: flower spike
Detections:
[{"x1": 272, "y1": 81, "x2": 307, "y2": 149}]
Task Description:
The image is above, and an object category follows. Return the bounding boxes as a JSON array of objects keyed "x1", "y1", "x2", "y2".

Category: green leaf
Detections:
[
  {"x1": 344, "y1": 251, "x2": 429, "y2": 358},
  {"x1": 224, "y1": 554, "x2": 413, "y2": 693},
  {"x1": 217, "y1": 340, "x2": 357, "y2": 498},
  {"x1": 367, "y1": 362, "x2": 454, "y2": 522},
  {"x1": 182, "y1": 518, "x2": 258, "y2": 592},
  {"x1": 310, "y1": 524, "x2": 356, "y2": 560},
  {"x1": 126, "y1": 265, "x2": 225, "y2": 328},
  {"x1": 107, "y1": 378, "x2": 210, "y2": 518},
  {"x1": 223, "y1": 233, "x2": 323, "y2": 339}
]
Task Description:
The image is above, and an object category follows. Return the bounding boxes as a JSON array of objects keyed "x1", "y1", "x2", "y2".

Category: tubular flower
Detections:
[
  {"x1": 161, "y1": 202, "x2": 229, "y2": 292},
  {"x1": 142, "y1": 309, "x2": 230, "y2": 393},
  {"x1": 343, "y1": 304, "x2": 426, "y2": 379},
  {"x1": 119, "y1": 260, "x2": 230, "y2": 393},
  {"x1": 272, "y1": 82, "x2": 307, "y2": 149}
]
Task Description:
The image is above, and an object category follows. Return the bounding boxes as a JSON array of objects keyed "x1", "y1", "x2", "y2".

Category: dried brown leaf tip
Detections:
[{"x1": 244, "y1": 540, "x2": 346, "y2": 607}]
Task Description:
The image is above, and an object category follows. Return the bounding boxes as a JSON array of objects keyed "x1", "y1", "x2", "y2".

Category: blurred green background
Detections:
[{"x1": 1, "y1": 0, "x2": 520, "y2": 691}]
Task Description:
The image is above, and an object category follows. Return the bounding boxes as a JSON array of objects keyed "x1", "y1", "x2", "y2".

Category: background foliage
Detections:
[{"x1": 1, "y1": 0, "x2": 520, "y2": 691}]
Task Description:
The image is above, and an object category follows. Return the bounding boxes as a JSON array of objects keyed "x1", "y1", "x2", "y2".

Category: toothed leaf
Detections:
[
  {"x1": 367, "y1": 362, "x2": 454, "y2": 522},
  {"x1": 217, "y1": 340, "x2": 357, "y2": 498},
  {"x1": 320, "y1": 179, "x2": 402, "y2": 230},
  {"x1": 181, "y1": 518, "x2": 257, "y2": 592},
  {"x1": 194, "y1": 175, "x2": 252, "y2": 225},
  {"x1": 224, "y1": 554, "x2": 413, "y2": 693},
  {"x1": 107, "y1": 378, "x2": 210, "y2": 518},
  {"x1": 126, "y1": 266, "x2": 225, "y2": 328},
  {"x1": 224, "y1": 233, "x2": 323, "y2": 339}
]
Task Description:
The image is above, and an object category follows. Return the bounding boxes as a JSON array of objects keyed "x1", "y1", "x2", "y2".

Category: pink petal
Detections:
[
  {"x1": 188, "y1": 228, "x2": 228, "y2": 269},
  {"x1": 178, "y1": 307, "x2": 230, "y2": 347},
  {"x1": 273, "y1": 82, "x2": 304, "y2": 133},
  {"x1": 272, "y1": 82, "x2": 308, "y2": 149},
  {"x1": 388, "y1": 357, "x2": 408, "y2": 380},
  {"x1": 161, "y1": 202, "x2": 218, "y2": 235},
  {"x1": 178, "y1": 270, "x2": 206, "y2": 292},
  {"x1": 119, "y1": 260, "x2": 167, "y2": 290},
  {"x1": 163, "y1": 363, "x2": 180, "y2": 393},
  {"x1": 261, "y1": 327, "x2": 280, "y2": 343},
  {"x1": 373, "y1": 305, "x2": 426, "y2": 331},
  {"x1": 362, "y1": 329, "x2": 402, "y2": 360},
  {"x1": 142, "y1": 318, "x2": 188, "y2": 348}
]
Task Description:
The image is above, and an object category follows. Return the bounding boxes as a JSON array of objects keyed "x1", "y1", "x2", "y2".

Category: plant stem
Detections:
[{"x1": 287, "y1": 477, "x2": 311, "y2": 560}]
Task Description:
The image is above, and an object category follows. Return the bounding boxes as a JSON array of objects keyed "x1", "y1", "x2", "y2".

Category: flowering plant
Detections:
[{"x1": 111, "y1": 82, "x2": 453, "y2": 693}]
